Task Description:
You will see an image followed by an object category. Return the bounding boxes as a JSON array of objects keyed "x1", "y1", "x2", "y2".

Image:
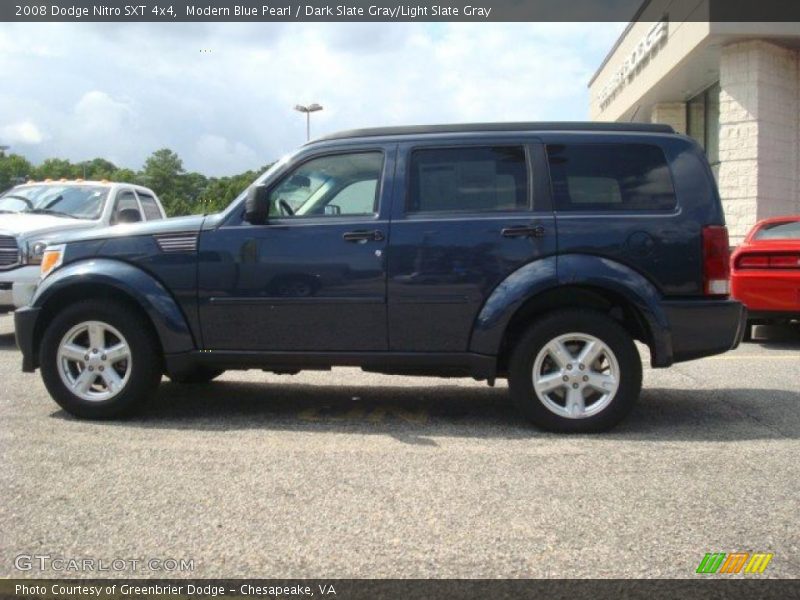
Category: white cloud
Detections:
[
  {"x1": 0, "y1": 22, "x2": 626, "y2": 176},
  {"x1": 192, "y1": 134, "x2": 260, "y2": 175},
  {"x1": 73, "y1": 90, "x2": 135, "y2": 132},
  {"x1": 0, "y1": 120, "x2": 44, "y2": 145}
]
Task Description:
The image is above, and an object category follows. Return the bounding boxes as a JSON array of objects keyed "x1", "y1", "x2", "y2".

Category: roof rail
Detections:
[{"x1": 313, "y1": 121, "x2": 675, "y2": 143}]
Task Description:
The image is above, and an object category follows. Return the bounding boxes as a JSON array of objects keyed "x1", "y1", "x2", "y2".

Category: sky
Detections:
[{"x1": 0, "y1": 22, "x2": 626, "y2": 177}]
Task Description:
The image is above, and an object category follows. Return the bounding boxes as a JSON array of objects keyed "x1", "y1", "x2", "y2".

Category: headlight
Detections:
[
  {"x1": 26, "y1": 240, "x2": 49, "y2": 265},
  {"x1": 40, "y1": 244, "x2": 65, "y2": 279}
]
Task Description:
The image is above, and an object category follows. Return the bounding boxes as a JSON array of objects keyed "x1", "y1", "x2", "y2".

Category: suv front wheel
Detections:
[
  {"x1": 508, "y1": 309, "x2": 642, "y2": 432},
  {"x1": 40, "y1": 300, "x2": 162, "y2": 419}
]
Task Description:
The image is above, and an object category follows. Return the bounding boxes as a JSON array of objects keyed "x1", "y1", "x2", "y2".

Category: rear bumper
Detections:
[
  {"x1": 663, "y1": 298, "x2": 746, "y2": 364},
  {"x1": 731, "y1": 270, "x2": 800, "y2": 313},
  {"x1": 14, "y1": 305, "x2": 41, "y2": 372}
]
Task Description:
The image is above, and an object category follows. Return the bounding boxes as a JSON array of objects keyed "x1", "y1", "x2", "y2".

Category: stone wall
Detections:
[
  {"x1": 718, "y1": 40, "x2": 800, "y2": 243},
  {"x1": 651, "y1": 102, "x2": 687, "y2": 134}
]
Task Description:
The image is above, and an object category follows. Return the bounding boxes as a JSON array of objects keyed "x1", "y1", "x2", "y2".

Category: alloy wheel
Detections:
[{"x1": 531, "y1": 332, "x2": 620, "y2": 419}]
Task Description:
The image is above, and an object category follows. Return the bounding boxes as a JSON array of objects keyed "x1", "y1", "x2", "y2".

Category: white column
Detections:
[{"x1": 718, "y1": 40, "x2": 800, "y2": 244}]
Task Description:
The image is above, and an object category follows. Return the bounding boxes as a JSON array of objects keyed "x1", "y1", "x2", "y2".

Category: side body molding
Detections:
[
  {"x1": 469, "y1": 254, "x2": 674, "y2": 367},
  {"x1": 32, "y1": 259, "x2": 196, "y2": 355}
]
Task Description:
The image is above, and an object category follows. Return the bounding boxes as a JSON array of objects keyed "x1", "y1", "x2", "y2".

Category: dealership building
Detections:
[{"x1": 589, "y1": 0, "x2": 800, "y2": 243}]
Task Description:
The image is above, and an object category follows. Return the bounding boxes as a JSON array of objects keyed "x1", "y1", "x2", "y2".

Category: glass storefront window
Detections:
[
  {"x1": 686, "y1": 82, "x2": 721, "y2": 178},
  {"x1": 706, "y1": 83, "x2": 720, "y2": 166},
  {"x1": 687, "y1": 95, "x2": 706, "y2": 149}
]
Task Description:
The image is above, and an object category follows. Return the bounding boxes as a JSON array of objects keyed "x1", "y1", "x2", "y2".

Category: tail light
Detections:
[
  {"x1": 703, "y1": 225, "x2": 731, "y2": 296},
  {"x1": 735, "y1": 253, "x2": 800, "y2": 270}
]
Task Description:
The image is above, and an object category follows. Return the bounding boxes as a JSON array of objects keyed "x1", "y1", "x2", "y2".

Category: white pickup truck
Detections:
[{"x1": 0, "y1": 180, "x2": 166, "y2": 311}]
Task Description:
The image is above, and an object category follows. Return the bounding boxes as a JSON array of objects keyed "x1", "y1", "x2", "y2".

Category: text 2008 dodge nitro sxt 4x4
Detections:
[{"x1": 15, "y1": 123, "x2": 746, "y2": 432}]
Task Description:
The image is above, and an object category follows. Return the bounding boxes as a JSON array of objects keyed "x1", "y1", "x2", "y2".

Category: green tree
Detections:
[
  {"x1": 0, "y1": 153, "x2": 34, "y2": 191},
  {"x1": 110, "y1": 168, "x2": 138, "y2": 184},
  {"x1": 33, "y1": 158, "x2": 79, "y2": 180},
  {"x1": 196, "y1": 164, "x2": 272, "y2": 214},
  {"x1": 140, "y1": 148, "x2": 187, "y2": 215},
  {"x1": 76, "y1": 158, "x2": 118, "y2": 180}
]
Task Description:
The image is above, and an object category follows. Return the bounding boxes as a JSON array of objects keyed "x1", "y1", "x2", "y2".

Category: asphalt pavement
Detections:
[{"x1": 1, "y1": 313, "x2": 798, "y2": 578}]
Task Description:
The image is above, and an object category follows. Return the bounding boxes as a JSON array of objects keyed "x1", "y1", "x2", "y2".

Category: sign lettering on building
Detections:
[{"x1": 598, "y1": 19, "x2": 669, "y2": 110}]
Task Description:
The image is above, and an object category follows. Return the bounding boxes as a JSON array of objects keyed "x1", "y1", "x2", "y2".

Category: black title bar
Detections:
[{"x1": 5, "y1": 0, "x2": 800, "y2": 22}]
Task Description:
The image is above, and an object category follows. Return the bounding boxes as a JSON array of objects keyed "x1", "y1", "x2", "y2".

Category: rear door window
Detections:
[
  {"x1": 113, "y1": 190, "x2": 142, "y2": 223},
  {"x1": 136, "y1": 191, "x2": 163, "y2": 220},
  {"x1": 547, "y1": 143, "x2": 676, "y2": 211},
  {"x1": 407, "y1": 146, "x2": 529, "y2": 213}
]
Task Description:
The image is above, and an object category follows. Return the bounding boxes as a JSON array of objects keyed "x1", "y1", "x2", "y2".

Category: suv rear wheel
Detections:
[
  {"x1": 40, "y1": 300, "x2": 162, "y2": 419},
  {"x1": 508, "y1": 309, "x2": 642, "y2": 432}
]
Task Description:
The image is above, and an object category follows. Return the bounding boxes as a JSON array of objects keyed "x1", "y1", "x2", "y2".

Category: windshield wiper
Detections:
[{"x1": 26, "y1": 208, "x2": 81, "y2": 219}]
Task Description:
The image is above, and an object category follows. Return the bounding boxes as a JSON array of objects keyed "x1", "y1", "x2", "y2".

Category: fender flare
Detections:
[
  {"x1": 32, "y1": 258, "x2": 196, "y2": 355},
  {"x1": 469, "y1": 254, "x2": 673, "y2": 366}
]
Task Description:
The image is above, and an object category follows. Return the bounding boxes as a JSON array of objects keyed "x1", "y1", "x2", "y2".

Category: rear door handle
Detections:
[
  {"x1": 343, "y1": 230, "x2": 385, "y2": 243},
  {"x1": 501, "y1": 225, "x2": 545, "y2": 239}
]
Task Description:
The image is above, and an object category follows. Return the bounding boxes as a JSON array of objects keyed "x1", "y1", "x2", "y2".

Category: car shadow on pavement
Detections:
[
  {"x1": 749, "y1": 323, "x2": 800, "y2": 351},
  {"x1": 0, "y1": 331, "x2": 17, "y2": 348},
  {"x1": 50, "y1": 380, "x2": 800, "y2": 443}
]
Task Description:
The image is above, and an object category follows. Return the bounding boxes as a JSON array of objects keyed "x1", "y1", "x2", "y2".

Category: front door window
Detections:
[{"x1": 267, "y1": 152, "x2": 383, "y2": 218}]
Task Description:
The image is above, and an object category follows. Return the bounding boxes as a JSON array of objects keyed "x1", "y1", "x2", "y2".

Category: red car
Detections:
[{"x1": 731, "y1": 216, "x2": 800, "y2": 339}]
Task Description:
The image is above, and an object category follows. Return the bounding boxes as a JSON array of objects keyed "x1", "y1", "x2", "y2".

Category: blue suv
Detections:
[{"x1": 14, "y1": 123, "x2": 746, "y2": 431}]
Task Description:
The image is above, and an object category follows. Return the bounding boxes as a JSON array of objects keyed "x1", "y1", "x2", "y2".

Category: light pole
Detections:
[{"x1": 294, "y1": 103, "x2": 323, "y2": 141}]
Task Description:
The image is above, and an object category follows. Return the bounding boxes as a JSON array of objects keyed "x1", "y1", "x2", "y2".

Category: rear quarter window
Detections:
[{"x1": 547, "y1": 143, "x2": 676, "y2": 212}]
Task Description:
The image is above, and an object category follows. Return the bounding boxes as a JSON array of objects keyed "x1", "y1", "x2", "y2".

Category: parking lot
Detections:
[{"x1": 0, "y1": 312, "x2": 798, "y2": 579}]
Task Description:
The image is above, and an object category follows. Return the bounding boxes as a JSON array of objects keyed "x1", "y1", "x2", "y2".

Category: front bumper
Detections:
[
  {"x1": 15, "y1": 305, "x2": 41, "y2": 372},
  {"x1": 0, "y1": 265, "x2": 40, "y2": 310},
  {"x1": 663, "y1": 298, "x2": 747, "y2": 363}
]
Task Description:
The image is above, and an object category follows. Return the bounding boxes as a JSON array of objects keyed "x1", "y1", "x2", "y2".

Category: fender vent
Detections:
[{"x1": 154, "y1": 233, "x2": 198, "y2": 253}]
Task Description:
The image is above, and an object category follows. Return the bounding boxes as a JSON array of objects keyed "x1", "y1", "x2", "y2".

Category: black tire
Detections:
[
  {"x1": 508, "y1": 309, "x2": 642, "y2": 433},
  {"x1": 742, "y1": 322, "x2": 753, "y2": 342},
  {"x1": 168, "y1": 367, "x2": 224, "y2": 384},
  {"x1": 39, "y1": 300, "x2": 162, "y2": 419}
]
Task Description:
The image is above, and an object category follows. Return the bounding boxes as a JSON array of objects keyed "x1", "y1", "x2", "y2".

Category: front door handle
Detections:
[
  {"x1": 501, "y1": 225, "x2": 545, "y2": 239},
  {"x1": 343, "y1": 230, "x2": 385, "y2": 243}
]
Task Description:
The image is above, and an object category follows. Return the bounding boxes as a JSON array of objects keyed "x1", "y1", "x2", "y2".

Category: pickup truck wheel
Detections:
[
  {"x1": 508, "y1": 310, "x2": 642, "y2": 432},
  {"x1": 168, "y1": 367, "x2": 224, "y2": 384},
  {"x1": 40, "y1": 300, "x2": 162, "y2": 419}
]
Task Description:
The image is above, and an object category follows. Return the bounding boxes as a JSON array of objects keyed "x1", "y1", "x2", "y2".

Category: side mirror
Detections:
[
  {"x1": 324, "y1": 204, "x2": 341, "y2": 216},
  {"x1": 244, "y1": 185, "x2": 270, "y2": 225},
  {"x1": 116, "y1": 208, "x2": 142, "y2": 224}
]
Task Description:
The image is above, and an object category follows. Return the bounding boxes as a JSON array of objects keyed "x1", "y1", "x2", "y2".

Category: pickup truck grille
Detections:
[
  {"x1": 154, "y1": 233, "x2": 198, "y2": 253},
  {"x1": 0, "y1": 235, "x2": 20, "y2": 269}
]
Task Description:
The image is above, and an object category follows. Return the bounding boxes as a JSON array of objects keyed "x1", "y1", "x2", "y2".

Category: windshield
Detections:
[
  {"x1": 754, "y1": 220, "x2": 800, "y2": 240},
  {"x1": 0, "y1": 185, "x2": 109, "y2": 219}
]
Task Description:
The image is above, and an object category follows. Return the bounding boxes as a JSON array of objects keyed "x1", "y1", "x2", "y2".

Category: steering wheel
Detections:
[{"x1": 278, "y1": 199, "x2": 295, "y2": 216}]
